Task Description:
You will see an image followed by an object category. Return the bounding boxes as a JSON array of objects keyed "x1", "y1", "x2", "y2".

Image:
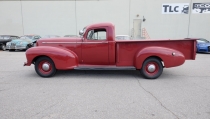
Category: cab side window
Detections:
[{"x1": 87, "y1": 28, "x2": 106, "y2": 40}]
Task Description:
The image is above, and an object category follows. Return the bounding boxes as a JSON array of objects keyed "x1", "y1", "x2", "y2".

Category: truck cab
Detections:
[{"x1": 78, "y1": 23, "x2": 116, "y2": 65}]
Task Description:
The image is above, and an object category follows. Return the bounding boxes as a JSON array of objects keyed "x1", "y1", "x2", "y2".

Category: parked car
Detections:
[
  {"x1": 6, "y1": 36, "x2": 34, "y2": 51},
  {"x1": 22, "y1": 35, "x2": 42, "y2": 43},
  {"x1": 196, "y1": 38, "x2": 210, "y2": 53},
  {"x1": 0, "y1": 35, "x2": 19, "y2": 51},
  {"x1": 115, "y1": 35, "x2": 130, "y2": 40},
  {"x1": 24, "y1": 22, "x2": 197, "y2": 79},
  {"x1": 41, "y1": 35, "x2": 60, "y2": 38}
]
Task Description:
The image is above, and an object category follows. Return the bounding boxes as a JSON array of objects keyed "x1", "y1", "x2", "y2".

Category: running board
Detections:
[{"x1": 74, "y1": 66, "x2": 136, "y2": 70}]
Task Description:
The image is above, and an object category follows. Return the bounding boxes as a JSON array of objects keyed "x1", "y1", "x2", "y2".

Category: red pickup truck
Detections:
[{"x1": 24, "y1": 22, "x2": 197, "y2": 79}]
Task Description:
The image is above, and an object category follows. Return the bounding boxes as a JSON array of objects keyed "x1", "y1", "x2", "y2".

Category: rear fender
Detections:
[
  {"x1": 134, "y1": 46, "x2": 185, "y2": 69},
  {"x1": 25, "y1": 46, "x2": 78, "y2": 70}
]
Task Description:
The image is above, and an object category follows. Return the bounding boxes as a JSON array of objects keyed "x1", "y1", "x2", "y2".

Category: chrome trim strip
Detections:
[
  {"x1": 42, "y1": 42, "x2": 108, "y2": 44},
  {"x1": 42, "y1": 42, "x2": 77, "y2": 44},
  {"x1": 82, "y1": 42, "x2": 108, "y2": 44}
]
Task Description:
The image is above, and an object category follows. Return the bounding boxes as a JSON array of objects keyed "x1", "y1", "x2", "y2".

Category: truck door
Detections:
[{"x1": 81, "y1": 28, "x2": 109, "y2": 65}]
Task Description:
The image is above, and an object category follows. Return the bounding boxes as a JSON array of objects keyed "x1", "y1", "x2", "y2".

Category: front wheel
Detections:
[
  {"x1": 140, "y1": 58, "x2": 163, "y2": 79},
  {"x1": 35, "y1": 57, "x2": 57, "y2": 77},
  {"x1": 1, "y1": 44, "x2": 6, "y2": 51}
]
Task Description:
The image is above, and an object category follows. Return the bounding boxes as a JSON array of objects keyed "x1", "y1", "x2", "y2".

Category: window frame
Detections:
[{"x1": 85, "y1": 28, "x2": 107, "y2": 41}]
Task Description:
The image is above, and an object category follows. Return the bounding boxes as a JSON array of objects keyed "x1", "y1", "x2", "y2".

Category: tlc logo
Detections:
[
  {"x1": 162, "y1": 3, "x2": 189, "y2": 14},
  {"x1": 163, "y1": 5, "x2": 179, "y2": 12}
]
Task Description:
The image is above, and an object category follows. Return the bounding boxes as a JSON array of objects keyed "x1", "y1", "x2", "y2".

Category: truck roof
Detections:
[{"x1": 85, "y1": 22, "x2": 115, "y2": 29}]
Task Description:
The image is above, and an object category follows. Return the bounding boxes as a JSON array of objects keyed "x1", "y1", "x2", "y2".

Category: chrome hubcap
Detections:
[
  {"x1": 42, "y1": 63, "x2": 50, "y2": 71},
  {"x1": 147, "y1": 64, "x2": 156, "y2": 72}
]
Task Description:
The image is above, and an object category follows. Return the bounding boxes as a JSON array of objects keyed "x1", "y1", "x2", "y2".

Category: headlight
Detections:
[{"x1": 6, "y1": 42, "x2": 11, "y2": 45}]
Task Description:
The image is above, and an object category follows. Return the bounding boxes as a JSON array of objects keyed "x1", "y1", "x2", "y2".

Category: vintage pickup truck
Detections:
[{"x1": 24, "y1": 22, "x2": 197, "y2": 79}]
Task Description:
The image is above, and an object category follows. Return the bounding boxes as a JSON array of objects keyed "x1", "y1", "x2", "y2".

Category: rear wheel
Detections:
[
  {"x1": 140, "y1": 58, "x2": 163, "y2": 79},
  {"x1": 35, "y1": 57, "x2": 57, "y2": 77}
]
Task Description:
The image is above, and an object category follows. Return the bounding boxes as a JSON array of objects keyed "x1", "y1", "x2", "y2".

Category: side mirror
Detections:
[{"x1": 79, "y1": 30, "x2": 84, "y2": 36}]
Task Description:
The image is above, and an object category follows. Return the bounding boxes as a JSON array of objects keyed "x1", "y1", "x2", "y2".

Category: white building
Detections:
[{"x1": 0, "y1": 0, "x2": 210, "y2": 40}]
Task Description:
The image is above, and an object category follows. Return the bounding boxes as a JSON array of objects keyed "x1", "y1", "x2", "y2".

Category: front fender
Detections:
[
  {"x1": 134, "y1": 46, "x2": 185, "y2": 69},
  {"x1": 24, "y1": 46, "x2": 78, "y2": 70}
]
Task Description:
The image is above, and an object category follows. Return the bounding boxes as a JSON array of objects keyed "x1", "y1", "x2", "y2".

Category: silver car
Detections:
[{"x1": 6, "y1": 37, "x2": 34, "y2": 51}]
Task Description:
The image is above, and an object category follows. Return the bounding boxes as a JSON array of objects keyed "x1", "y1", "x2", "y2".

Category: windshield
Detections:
[
  {"x1": 19, "y1": 36, "x2": 32, "y2": 40},
  {"x1": 20, "y1": 36, "x2": 32, "y2": 39},
  {"x1": 24, "y1": 36, "x2": 33, "y2": 39},
  {"x1": 197, "y1": 39, "x2": 210, "y2": 43},
  {"x1": 21, "y1": 38, "x2": 33, "y2": 42}
]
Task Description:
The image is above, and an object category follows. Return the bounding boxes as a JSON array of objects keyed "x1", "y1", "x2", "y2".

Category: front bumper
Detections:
[
  {"x1": 23, "y1": 62, "x2": 31, "y2": 66},
  {"x1": 198, "y1": 46, "x2": 210, "y2": 52},
  {"x1": 6, "y1": 45, "x2": 27, "y2": 50}
]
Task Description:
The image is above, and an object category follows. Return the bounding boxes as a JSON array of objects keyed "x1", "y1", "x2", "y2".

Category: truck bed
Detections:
[{"x1": 115, "y1": 39, "x2": 196, "y2": 66}]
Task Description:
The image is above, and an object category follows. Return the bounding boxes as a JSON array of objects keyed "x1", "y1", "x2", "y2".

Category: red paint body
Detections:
[{"x1": 24, "y1": 22, "x2": 197, "y2": 70}]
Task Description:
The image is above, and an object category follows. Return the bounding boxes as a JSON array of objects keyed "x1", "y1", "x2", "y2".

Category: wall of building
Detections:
[
  {"x1": 188, "y1": 0, "x2": 210, "y2": 39},
  {"x1": 0, "y1": 0, "x2": 209, "y2": 40},
  {"x1": 0, "y1": 1, "x2": 23, "y2": 36}
]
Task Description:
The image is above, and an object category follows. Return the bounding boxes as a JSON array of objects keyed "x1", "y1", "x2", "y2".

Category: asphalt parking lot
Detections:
[{"x1": 0, "y1": 50, "x2": 210, "y2": 119}]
